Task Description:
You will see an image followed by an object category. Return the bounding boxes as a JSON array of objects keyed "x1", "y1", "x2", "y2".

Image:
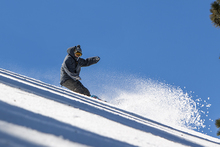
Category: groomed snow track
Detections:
[{"x1": 0, "y1": 68, "x2": 219, "y2": 147}]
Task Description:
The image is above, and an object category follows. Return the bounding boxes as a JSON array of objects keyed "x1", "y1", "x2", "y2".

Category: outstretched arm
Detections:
[{"x1": 79, "y1": 56, "x2": 100, "y2": 67}]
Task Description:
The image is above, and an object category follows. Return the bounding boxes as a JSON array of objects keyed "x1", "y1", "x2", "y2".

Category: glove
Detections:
[
  {"x1": 74, "y1": 76, "x2": 81, "y2": 81},
  {"x1": 94, "y1": 56, "x2": 100, "y2": 62}
]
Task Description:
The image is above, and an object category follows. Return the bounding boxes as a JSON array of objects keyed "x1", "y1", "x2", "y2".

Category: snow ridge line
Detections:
[{"x1": 0, "y1": 68, "x2": 219, "y2": 146}]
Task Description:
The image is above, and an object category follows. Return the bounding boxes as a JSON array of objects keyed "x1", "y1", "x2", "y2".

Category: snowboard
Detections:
[{"x1": 90, "y1": 95, "x2": 106, "y2": 102}]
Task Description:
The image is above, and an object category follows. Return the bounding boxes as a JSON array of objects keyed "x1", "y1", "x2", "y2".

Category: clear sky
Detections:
[{"x1": 0, "y1": 0, "x2": 219, "y2": 138}]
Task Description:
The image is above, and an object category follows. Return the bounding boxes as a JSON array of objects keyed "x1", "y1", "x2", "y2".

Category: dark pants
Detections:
[{"x1": 62, "y1": 79, "x2": 91, "y2": 96}]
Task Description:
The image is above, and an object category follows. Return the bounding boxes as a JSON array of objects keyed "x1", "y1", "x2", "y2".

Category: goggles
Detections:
[{"x1": 75, "y1": 52, "x2": 82, "y2": 57}]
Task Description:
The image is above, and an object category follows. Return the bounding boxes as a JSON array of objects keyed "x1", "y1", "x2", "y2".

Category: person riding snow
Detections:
[{"x1": 60, "y1": 45, "x2": 100, "y2": 96}]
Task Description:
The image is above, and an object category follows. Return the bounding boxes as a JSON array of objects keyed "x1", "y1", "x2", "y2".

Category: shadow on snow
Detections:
[{"x1": 0, "y1": 100, "x2": 136, "y2": 147}]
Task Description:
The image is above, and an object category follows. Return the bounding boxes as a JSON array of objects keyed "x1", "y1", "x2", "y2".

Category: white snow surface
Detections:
[{"x1": 0, "y1": 68, "x2": 219, "y2": 147}]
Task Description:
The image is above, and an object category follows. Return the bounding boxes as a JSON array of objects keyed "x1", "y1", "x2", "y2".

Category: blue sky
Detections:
[{"x1": 0, "y1": 0, "x2": 219, "y2": 138}]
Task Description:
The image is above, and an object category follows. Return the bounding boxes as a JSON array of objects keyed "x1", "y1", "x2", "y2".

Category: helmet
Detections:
[{"x1": 74, "y1": 45, "x2": 82, "y2": 55}]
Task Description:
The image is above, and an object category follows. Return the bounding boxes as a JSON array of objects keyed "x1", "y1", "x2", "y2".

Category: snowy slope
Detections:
[{"x1": 0, "y1": 68, "x2": 219, "y2": 147}]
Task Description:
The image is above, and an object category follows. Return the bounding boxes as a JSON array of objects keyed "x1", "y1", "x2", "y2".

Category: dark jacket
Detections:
[{"x1": 60, "y1": 46, "x2": 100, "y2": 85}]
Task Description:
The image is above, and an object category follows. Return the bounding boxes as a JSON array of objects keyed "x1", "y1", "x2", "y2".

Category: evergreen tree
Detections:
[
  {"x1": 210, "y1": 0, "x2": 220, "y2": 28},
  {"x1": 216, "y1": 118, "x2": 220, "y2": 136}
]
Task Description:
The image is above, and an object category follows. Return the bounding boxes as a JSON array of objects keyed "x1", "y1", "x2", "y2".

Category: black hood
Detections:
[{"x1": 67, "y1": 46, "x2": 76, "y2": 57}]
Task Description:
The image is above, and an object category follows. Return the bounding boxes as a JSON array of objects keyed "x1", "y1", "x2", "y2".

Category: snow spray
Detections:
[{"x1": 89, "y1": 72, "x2": 211, "y2": 132}]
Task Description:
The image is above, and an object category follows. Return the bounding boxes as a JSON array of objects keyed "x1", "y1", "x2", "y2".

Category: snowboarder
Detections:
[{"x1": 60, "y1": 45, "x2": 100, "y2": 96}]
